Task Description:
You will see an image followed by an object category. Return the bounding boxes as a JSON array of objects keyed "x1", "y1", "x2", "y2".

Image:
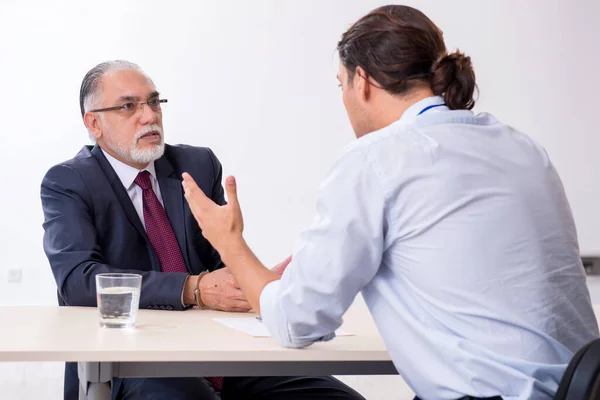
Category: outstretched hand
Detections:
[{"x1": 181, "y1": 173, "x2": 244, "y2": 253}]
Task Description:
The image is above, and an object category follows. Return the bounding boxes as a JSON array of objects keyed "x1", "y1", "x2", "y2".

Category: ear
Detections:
[
  {"x1": 354, "y1": 66, "x2": 371, "y2": 102},
  {"x1": 83, "y1": 112, "x2": 103, "y2": 141}
]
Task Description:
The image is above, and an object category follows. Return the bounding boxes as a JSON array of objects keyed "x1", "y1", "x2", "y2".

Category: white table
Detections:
[{"x1": 0, "y1": 302, "x2": 395, "y2": 399}]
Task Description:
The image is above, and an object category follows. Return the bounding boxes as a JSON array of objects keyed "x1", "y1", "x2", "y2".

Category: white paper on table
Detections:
[{"x1": 213, "y1": 317, "x2": 354, "y2": 338}]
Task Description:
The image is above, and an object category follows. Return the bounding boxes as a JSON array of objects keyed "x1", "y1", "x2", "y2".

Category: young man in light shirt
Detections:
[{"x1": 182, "y1": 5, "x2": 599, "y2": 400}]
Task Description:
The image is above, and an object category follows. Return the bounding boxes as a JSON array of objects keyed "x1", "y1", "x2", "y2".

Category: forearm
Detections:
[
  {"x1": 219, "y1": 237, "x2": 279, "y2": 314},
  {"x1": 58, "y1": 262, "x2": 189, "y2": 310}
]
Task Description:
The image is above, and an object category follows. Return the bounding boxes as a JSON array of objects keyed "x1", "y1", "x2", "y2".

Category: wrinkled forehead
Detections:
[{"x1": 99, "y1": 69, "x2": 157, "y2": 105}]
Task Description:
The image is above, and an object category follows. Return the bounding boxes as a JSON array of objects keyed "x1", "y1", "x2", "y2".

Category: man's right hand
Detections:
[{"x1": 198, "y1": 268, "x2": 252, "y2": 312}]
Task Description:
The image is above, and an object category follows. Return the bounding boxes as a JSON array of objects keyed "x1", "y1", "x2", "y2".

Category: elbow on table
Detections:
[
  {"x1": 273, "y1": 329, "x2": 336, "y2": 349},
  {"x1": 58, "y1": 281, "x2": 96, "y2": 307},
  {"x1": 277, "y1": 336, "x2": 315, "y2": 349}
]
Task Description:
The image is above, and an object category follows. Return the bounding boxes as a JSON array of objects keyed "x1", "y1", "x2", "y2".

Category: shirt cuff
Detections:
[
  {"x1": 260, "y1": 280, "x2": 334, "y2": 348},
  {"x1": 182, "y1": 275, "x2": 190, "y2": 308},
  {"x1": 260, "y1": 280, "x2": 295, "y2": 346}
]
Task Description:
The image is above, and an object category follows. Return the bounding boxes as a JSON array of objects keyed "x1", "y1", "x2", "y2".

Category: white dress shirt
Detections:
[
  {"x1": 102, "y1": 149, "x2": 163, "y2": 229},
  {"x1": 259, "y1": 96, "x2": 599, "y2": 399}
]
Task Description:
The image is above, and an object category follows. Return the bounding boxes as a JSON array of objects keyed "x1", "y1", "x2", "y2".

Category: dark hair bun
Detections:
[{"x1": 431, "y1": 50, "x2": 477, "y2": 110}]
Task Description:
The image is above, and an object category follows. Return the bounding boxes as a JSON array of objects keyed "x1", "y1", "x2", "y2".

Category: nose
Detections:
[{"x1": 138, "y1": 102, "x2": 157, "y2": 125}]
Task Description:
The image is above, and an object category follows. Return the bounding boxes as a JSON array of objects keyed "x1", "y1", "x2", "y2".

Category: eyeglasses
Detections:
[{"x1": 89, "y1": 98, "x2": 168, "y2": 116}]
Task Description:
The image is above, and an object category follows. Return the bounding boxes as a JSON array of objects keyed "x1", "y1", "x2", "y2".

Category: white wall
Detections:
[{"x1": 0, "y1": 1, "x2": 598, "y2": 398}]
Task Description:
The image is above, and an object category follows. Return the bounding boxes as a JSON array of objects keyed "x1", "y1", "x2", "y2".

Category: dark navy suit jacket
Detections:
[{"x1": 41, "y1": 144, "x2": 226, "y2": 399}]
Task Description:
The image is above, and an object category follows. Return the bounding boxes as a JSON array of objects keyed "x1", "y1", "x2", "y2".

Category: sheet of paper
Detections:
[{"x1": 214, "y1": 317, "x2": 354, "y2": 337}]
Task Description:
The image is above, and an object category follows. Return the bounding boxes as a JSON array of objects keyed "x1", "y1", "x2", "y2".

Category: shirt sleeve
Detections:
[{"x1": 260, "y1": 148, "x2": 387, "y2": 348}]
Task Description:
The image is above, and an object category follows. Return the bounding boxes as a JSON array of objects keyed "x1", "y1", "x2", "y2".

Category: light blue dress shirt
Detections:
[{"x1": 259, "y1": 96, "x2": 599, "y2": 399}]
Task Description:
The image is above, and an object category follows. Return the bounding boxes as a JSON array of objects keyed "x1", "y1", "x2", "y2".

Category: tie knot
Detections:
[{"x1": 134, "y1": 170, "x2": 152, "y2": 190}]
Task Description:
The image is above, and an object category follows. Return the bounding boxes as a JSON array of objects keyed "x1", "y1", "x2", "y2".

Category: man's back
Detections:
[{"x1": 360, "y1": 107, "x2": 599, "y2": 399}]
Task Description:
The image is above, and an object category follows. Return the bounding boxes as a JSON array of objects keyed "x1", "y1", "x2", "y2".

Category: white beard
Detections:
[
  {"x1": 131, "y1": 127, "x2": 165, "y2": 164},
  {"x1": 103, "y1": 123, "x2": 165, "y2": 164}
]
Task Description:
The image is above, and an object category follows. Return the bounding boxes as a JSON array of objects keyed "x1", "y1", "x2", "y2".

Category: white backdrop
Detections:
[
  {"x1": 0, "y1": 0, "x2": 598, "y2": 310},
  {"x1": 0, "y1": 1, "x2": 599, "y2": 398}
]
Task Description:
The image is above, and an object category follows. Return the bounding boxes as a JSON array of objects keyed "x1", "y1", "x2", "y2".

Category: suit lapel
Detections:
[
  {"x1": 155, "y1": 154, "x2": 191, "y2": 270},
  {"x1": 90, "y1": 145, "x2": 150, "y2": 244}
]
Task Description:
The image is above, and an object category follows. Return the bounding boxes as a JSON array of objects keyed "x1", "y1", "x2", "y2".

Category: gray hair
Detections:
[{"x1": 79, "y1": 60, "x2": 153, "y2": 117}]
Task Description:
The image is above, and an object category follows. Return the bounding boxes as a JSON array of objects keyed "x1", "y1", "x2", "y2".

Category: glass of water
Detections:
[{"x1": 95, "y1": 273, "x2": 142, "y2": 329}]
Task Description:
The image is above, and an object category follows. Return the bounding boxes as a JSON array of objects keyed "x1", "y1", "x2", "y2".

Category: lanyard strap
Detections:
[{"x1": 417, "y1": 104, "x2": 446, "y2": 116}]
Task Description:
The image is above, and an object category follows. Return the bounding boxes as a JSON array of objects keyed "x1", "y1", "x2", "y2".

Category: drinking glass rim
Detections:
[{"x1": 96, "y1": 273, "x2": 142, "y2": 280}]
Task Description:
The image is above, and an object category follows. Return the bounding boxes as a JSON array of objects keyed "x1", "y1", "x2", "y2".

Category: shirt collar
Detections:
[
  {"x1": 102, "y1": 148, "x2": 158, "y2": 190},
  {"x1": 399, "y1": 95, "x2": 448, "y2": 124}
]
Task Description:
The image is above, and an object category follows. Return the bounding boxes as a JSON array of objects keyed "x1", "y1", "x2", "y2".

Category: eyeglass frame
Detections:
[{"x1": 88, "y1": 98, "x2": 168, "y2": 114}]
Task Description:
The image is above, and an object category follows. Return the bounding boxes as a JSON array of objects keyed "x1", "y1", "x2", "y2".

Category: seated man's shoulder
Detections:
[
  {"x1": 164, "y1": 144, "x2": 221, "y2": 173},
  {"x1": 166, "y1": 143, "x2": 215, "y2": 159},
  {"x1": 43, "y1": 145, "x2": 95, "y2": 183}
]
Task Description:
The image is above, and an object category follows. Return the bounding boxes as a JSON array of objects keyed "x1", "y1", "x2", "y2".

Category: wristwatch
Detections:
[{"x1": 193, "y1": 271, "x2": 210, "y2": 309}]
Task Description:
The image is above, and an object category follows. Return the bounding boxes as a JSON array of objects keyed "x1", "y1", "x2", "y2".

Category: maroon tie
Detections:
[
  {"x1": 134, "y1": 171, "x2": 224, "y2": 391},
  {"x1": 134, "y1": 171, "x2": 187, "y2": 273},
  {"x1": 207, "y1": 377, "x2": 224, "y2": 391}
]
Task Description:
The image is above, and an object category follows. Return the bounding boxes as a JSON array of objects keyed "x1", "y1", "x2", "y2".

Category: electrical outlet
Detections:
[{"x1": 7, "y1": 269, "x2": 22, "y2": 283}]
